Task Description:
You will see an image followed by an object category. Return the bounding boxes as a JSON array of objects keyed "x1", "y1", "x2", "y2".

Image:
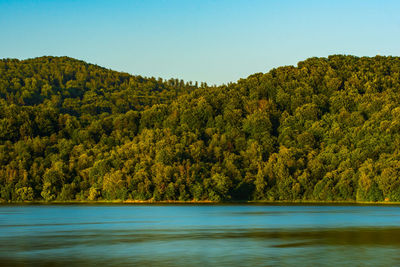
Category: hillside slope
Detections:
[{"x1": 1, "y1": 55, "x2": 400, "y2": 202}]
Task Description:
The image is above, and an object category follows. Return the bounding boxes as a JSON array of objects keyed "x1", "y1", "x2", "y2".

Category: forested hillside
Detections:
[{"x1": 1, "y1": 55, "x2": 400, "y2": 202}]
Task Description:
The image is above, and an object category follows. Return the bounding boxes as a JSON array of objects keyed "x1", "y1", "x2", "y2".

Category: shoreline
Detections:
[{"x1": 1, "y1": 199, "x2": 400, "y2": 205}]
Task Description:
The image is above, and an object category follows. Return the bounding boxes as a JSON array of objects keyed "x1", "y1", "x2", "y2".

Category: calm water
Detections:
[{"x1": 1, "y1": 205, "x2": 400, "y2": 266}]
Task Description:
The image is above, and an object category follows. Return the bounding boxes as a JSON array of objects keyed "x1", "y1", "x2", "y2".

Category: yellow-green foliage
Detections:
[{"x1": 1, "y1": 55, "x2": 400, "y2": 202}]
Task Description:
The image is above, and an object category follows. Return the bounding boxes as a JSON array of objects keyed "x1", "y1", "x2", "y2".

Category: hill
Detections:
[{"x1": 1, "y1": 55, "x2": 400, "y2": 202}]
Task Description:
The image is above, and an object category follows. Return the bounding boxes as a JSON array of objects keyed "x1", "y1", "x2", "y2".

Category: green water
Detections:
[{"x1": 0, "y1": 205, "x2": 399, "y2": 266}]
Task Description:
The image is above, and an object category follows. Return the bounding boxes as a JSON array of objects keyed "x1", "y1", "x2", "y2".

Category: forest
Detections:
[{"x1": 1, "y1": 55, "x2": 400, "y2": 202}]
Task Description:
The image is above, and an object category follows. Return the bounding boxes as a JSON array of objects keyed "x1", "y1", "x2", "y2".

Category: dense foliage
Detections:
[{"x1": 1, "y1": 55, "x2": 400, "y2": 202}]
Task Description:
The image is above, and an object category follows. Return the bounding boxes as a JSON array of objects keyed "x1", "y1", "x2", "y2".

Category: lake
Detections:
[{"x1": 0, "y1": 204, "x2": 400, "y2": 266}]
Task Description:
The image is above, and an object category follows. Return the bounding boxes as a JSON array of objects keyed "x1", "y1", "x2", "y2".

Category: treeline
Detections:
[{"x1": 1, "y1": 55, "x2": 400, "y2": 202}]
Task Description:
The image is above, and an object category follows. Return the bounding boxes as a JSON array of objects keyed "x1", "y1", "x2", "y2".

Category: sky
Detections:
[{"x1": 1, "y1": 0, "x2": 400, "y2": 85}]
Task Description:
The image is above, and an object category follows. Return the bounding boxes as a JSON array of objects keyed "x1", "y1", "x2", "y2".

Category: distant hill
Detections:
[{"x1": 1, "y1": 55, "x2": 400, "y2": 202}]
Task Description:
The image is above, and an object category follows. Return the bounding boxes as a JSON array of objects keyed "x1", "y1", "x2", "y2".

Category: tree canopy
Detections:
[{"x1": 1, "y1": 55, "x2": 400, "y2": 202}]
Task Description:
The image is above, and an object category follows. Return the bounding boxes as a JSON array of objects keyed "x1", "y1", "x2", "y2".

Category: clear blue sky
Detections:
[{"x1": 1, "y1": 0, "x2": 399, "y2": 85}]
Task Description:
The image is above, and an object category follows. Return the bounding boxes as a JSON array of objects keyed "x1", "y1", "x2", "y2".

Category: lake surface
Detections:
[{"x1": 1, "y1": 204, "x2": 400, "y2": 266}]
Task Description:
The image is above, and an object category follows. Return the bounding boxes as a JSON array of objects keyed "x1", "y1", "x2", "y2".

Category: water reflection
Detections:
[{"x1": 0, "y1": 205, "x2": 400, "y2": 266}]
